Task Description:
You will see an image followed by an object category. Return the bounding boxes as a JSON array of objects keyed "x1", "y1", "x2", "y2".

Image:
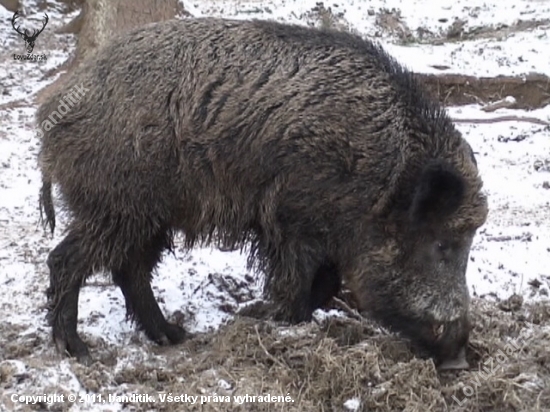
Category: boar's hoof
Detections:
[
  {"x1": 147, "y1": 322, "x2": 187, "y2": 346},
  {"x1": 237, "y1": 301, "x2": 311, "y2": 324},
  {"x1": 437, "y1": 347, "x2": 470, "y2": 371},
  {"x1": 271, "y1": 306, "x2": 312, "y2": 325},
  {"x1": 54, "y1": 334, "x2": 92, "y2": 366},
  {"x1": 237, "y1": 301, "x2": 276, "y2": 320}
]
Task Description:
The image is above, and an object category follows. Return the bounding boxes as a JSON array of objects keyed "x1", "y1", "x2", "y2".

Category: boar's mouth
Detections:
[{"x1": 416, "y1": 319, "x2": 470, "y2": 370}]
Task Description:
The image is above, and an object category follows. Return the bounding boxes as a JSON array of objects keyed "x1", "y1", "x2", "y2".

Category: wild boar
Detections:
[{"x1": 37, "y1": 17, "x2": 488, "y2": 367}]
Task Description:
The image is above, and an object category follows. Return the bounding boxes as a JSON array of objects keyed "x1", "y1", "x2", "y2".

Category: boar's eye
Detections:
[{"x1": 436, "y1": 241, "x2": 449, "y2": 253}]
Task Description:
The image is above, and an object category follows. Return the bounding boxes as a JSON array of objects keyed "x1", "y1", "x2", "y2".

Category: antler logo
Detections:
[{"x1": 11, "y1": 11, "x2": 49, "y2": 54}]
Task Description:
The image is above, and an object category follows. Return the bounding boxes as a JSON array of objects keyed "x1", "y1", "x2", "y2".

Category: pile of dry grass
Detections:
[{"x1": 66, "y1": 296, "x2": 550, "y2": 412}]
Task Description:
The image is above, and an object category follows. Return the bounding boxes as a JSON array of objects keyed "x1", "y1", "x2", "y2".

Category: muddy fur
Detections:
[{"x1": 36, "y1": 17, "x2": 488, "y2": 365}]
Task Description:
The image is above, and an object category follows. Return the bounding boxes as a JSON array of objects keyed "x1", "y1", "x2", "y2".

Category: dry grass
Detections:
[{"x1": 24, "y1": 297, "x2": 543, "y2": 412}]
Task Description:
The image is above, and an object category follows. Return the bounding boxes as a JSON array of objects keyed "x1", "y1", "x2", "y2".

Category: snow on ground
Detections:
[
  {"x1": 186, "y1": 0, "x2": 550, "y2": 76},
  {"x1": 451, "y1": 104, "x2": 550, "y2": 299},
  {"x1": 0, "y1": 0, "x2": 549, "y2": 410}
]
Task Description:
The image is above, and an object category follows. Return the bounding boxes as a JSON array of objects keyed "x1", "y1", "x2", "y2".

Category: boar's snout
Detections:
[{"x1": 438, "y1": 346, "x2": 469, "y2": 371}]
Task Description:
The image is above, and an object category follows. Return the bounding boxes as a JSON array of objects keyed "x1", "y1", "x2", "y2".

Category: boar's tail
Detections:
[{"x1": 39, "y1": 177, "x2": 55, "y2": 236}]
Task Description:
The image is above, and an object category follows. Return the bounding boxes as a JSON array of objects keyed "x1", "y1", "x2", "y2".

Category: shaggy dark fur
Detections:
[{"x1": 37, "y1": 17, "x2": 488, "y2": 366}]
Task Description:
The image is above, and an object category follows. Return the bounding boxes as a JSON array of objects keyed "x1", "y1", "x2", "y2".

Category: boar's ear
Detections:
[{"x1": 409, "y1": 160, "x2": 465, "y2": 224}]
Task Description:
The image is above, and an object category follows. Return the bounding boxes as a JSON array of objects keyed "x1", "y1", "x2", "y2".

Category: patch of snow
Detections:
[
  {"x1": 383, "y1": 31, "x2": 550, "y2": 76},
  {"x1": 344, "y1": 397, "x2": 361, "y2": 411},
  {"x1": 313, "y1": 308, "x2": 348, "y2": 322},
  {"x1": 218, "y1": 379, "x2": 232, "y2": 390}
]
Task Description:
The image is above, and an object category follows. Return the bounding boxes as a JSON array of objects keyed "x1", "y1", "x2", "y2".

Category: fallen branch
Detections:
[
  {"x1": 481, "y1": 96, "x2": 516, "y2": 112},
  {"x1": 0, "y1": 98, "x2": 31, "y2": 112},
  {"x1": 254, "y1": 325, "x2": 287, "y2": 369},
  {"x1": 416, "y1": 72, "x2": 550, "y2": 109},
  {"x1": 332, "y1": 296, "x2": 365, "y2": 322},
  {"x1": 452, "y1": 115, "x2": 550, "y2": 126}
]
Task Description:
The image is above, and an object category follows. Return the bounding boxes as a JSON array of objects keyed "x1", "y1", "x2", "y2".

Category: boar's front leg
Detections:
[{"x1": 264, "y1": 238, "x2": 336, "y2": 324}]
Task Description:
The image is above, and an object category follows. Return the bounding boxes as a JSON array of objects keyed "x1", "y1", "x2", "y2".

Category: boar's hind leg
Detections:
[
  {"x1": 111, "y1": 230, "x2": 186, "y2": 346},
  {"x1": 310, "y1": 261, "x2": 341, "y2": 311},
  {"x1": 46, "y1": 230, "x2": 92, "y2": 364}
]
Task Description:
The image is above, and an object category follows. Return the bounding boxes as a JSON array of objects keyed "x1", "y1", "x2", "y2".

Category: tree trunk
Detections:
[
  {"x1": 75, "y1": 0, "x2": 181, "y2": 65},
  {"x1": 0, "y1": 0, "x2": 20, "y2": 12},
  {"x1": 36, "y1": 0, "x2": 182, "y2": 104}
]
